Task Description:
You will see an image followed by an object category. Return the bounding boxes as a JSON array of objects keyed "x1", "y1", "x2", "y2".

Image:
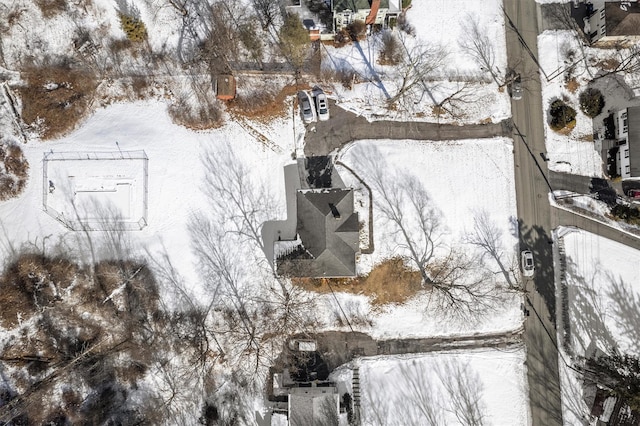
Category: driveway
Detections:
[{"x1": 303, "y1": 100, "x2": 511, "y2": 156}]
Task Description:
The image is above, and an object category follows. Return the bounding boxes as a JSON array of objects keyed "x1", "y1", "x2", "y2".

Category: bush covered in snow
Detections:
[{"x1": 0, "y1": 253, "x2": 218, "y2": 423}]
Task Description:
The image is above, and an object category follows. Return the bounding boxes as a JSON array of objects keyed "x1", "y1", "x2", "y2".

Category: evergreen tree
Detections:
[{"x1": 584, "y1": 352, "x2": 640, "y2": 410}]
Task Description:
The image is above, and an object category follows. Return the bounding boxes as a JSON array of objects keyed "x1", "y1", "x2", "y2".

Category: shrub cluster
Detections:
[
  {"x1": 549, "y1": 99, "x2": 577, "y2": 132},
  {"x1": 0, "y1": 142, "x2": 29, "y2": 201},
  {"x1": 18, "y1": 61, "x2": 98, "y2": 139},
  {"x1": 579, "y1": 87, "x2": 605, "y2": 118},
  {"x1": 611, "y1": 204, "x2": 640, "y2": 225},
  {"x1": 378, "y1": 31, "x2": 403, "y2": 66},
  {"x1": 119, "y1": 13, "x2": 147, "y2": 42},
  {"x1": 35, "y1": 0, "x2": 67, "y2": 18}
]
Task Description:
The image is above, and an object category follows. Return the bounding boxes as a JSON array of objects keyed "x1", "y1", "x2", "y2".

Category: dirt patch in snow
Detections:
[{"x1": 291, "y1": 257, "x2": 423, "y2": 305}]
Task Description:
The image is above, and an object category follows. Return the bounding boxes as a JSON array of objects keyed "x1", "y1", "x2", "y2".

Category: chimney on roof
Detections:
[{"x1": 329, "y1": 203, "x2": 340, "y2": 219}]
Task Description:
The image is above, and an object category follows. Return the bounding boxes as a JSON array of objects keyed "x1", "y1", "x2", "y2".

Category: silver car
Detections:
[
  {"x1": 298, "y1": 91, "x2": 316, "y2": 123},
  {"x1": 315, "y1": 93, "x2": 330, "y2": 121}
]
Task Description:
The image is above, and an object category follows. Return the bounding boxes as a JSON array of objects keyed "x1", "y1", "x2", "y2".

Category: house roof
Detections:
[
  {"x1": 605, "y1": 3, "x2": 640, "y2": 37},
  {"x1": 627, "y1": 106, "x2": 640, "y2": 177},
  {"x1": 293, "y1": 188, "x2": 359, "y2": 277},
  {"x1": 333, "y1": 0, "x2": 373, "y2": 13}
]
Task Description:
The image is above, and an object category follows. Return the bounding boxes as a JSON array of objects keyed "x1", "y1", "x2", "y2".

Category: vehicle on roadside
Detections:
[
  {"x1": 315, "y1": 92, "x2": 330, "y2": 121},
  {"x1": 510, "y1": 74, "x2": 523, "y2": 100},
  {"x1": 521, "y1": 250, "x2": 535, "y2": 277},
  {"x1": 298, "y1": 90, "x2": 316, "y2": 123},
  {"x1": 628, "y1": 189, "x2": 640, "y2": 199}
]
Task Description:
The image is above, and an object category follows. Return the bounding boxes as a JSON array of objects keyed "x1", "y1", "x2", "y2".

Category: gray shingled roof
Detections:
[
  {"x1": 627, "y1": 106, "x2": 640, "y2": 177},
  {"x1": 293, "y1": 188, "x2": 359, "y2": 277}
]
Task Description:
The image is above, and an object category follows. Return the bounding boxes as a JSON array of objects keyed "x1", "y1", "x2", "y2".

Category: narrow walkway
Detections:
[
  {"x1": 303, "y1": 101, "x2": 511, "y2": 156},
  {"x1": 552, "y1": 206, "x2": 640, "y2": 250}
]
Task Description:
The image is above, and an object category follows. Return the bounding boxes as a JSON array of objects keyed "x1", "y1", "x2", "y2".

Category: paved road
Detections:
[
  {"x1": 303, "y1": 103, "x2": 510, "y2": 156},
  {"x1": 504, "y1": 0, "x2": 564, "y2": 424}
]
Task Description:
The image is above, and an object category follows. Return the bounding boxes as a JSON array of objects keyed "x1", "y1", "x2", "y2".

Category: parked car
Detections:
[
  {"x1": 521, "y1": 250, "x2": 535, "y2": 277},
  {"x1": 510, "y1": 74, "x2": 523, "y2": 100},
  {"x1": 315, "y1": 93, "x2": 330, "y2": 121},
  {"x1": 628, "y1": 189, "x2": 640, "y2": 199},
  {"x1": 298, "y1": 91, "x2": 316, "y2": 123}
]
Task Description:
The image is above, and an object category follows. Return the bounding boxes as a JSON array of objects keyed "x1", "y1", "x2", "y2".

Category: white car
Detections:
[
  {"x1": 315, "y1": 93, "x2": 329, "y2": 121},
  {"x1": 521, "y1": 250, "x2": 535, "y2": 277},
  {"x1": 298, "y1": 91, "x2": 316, "y2": 124}
]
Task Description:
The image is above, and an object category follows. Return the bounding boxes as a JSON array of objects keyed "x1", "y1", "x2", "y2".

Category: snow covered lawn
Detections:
[
  {"x1": 356, "y1": 348, "x2": 529, "y2": 426},
  {"x1": 560, "y1": 227, "x2": 640, "y2": 358},
  {"x1": 0, "y1": 101, "x2": 295, "y2": 301},
  {"x1": 315, "y1": 137, "x2": 524, "y2": 339},
  {"x1": 556, "y1": 227, "x2": 640, "y2": 422},
  {"x1": 537, "y1": 29, "x2": 640, "y2": 177},
  {"x1": 323, "y1": 0, "x2": 510, "y2": 124}
]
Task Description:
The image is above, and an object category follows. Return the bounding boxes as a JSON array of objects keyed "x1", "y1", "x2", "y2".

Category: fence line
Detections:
[
  {"x1": 42, "y1": 150, "x2": 149, "y2": 231},
  {"x1": 43, "y1": 150, "x2": 148, "y2": 162}
]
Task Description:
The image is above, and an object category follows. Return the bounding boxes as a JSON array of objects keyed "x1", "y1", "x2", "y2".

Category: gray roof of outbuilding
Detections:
[{"x1": 627, "y1": 106, "x2": 640, "y2": 177}]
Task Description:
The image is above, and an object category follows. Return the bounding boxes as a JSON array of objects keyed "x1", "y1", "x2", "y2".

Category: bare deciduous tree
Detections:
[
  {"x1": 458, "y1": 15, "x2": 500, "y2": 85},
  {"x1": 465, "y1": 210, "x2": 520, "y2": 290},
  {"x1": 389, "y1": 34, "x2": 447, "y2": 106},
  {"x1": 353, "y1": 146, "x2": 494, "y2": 318},
  {"x1": 252, "y1": 0, "x2": 280, "y2": 31},
  {"x1": 437, "y1": 361, "x2": 486, "y2": 426}
]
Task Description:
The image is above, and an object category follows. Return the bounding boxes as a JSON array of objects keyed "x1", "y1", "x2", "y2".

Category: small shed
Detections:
[{"x1": 215, "y1": 74, "x2": 236, "y2": 101}]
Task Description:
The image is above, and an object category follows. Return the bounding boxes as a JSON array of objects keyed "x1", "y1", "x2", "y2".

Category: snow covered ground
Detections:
[
  {"x1": 560, "y1": 227, "x2": 640, "y2": 358},
  {"x1": 317, "y1": 137, "x2": 524, "y2": 339},
  {"x1": 556, "y1": 226, "x2": 640, "y2": 422},
  {"x1": 322, "y1": 0, "x2": 510, "y2": 124},
  {"x1": 0, "y1": 101, "x2": 296, "y2": 302},
  {"x1": 353, "y1": 348, "x2": 529, "y2": 426},
  {"x1": 537, "y1": 29, "x2": 640, "y2": 177}
]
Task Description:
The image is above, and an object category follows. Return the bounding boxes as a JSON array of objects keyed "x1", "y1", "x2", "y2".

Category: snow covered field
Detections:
[
  {"x1": 561, "y1": 227, "x2": 640, "y2": 358},
  {"x1": 0, "y1": 101, "x2": 294, "y2": 297},
  {"x1": 355, "y1": 348, "x2": 529, "y2": 426}
]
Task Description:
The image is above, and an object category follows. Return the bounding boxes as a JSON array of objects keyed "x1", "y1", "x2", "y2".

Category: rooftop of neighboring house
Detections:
[
  {"x1": 333, "y1": 0, "x2": 391, "y2": 13},
  {"x1": 605, "y1": 2, "x2": 640, "y2": 37}
]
